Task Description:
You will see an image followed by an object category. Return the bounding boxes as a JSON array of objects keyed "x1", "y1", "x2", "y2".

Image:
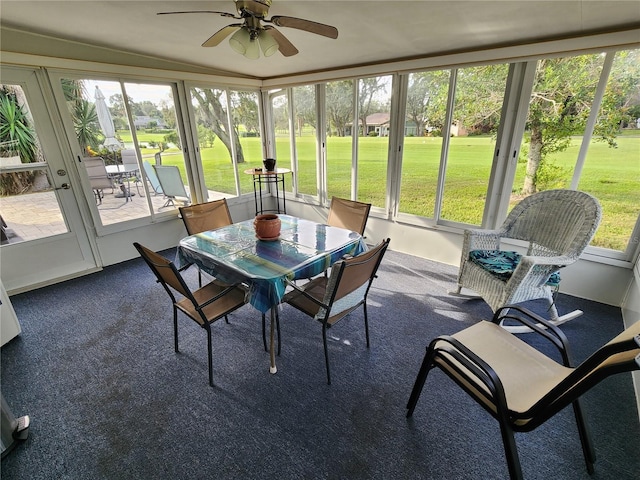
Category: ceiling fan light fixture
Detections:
[
  {"x1": 258, "y1": 31, "x2": 279, "y2": 57},
  {"x1": 244, "y1": 37, "x2": 260, "y2": 59},
  {"x1": 229, "y1": 27, "x2": 251, "y2": 54}
]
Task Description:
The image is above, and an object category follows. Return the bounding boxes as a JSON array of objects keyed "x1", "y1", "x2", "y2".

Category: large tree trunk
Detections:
[{"x1": 523, "y1": 125, "x2": 543, "y2": 195}]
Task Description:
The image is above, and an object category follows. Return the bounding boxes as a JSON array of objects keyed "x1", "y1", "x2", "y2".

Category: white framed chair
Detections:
[
  {"x1": 82, "y1": 156, "x2": 114, "y2": 205},
  {"x1": 153, "y1": 165, "x2": 190, "y2": 208},
  {"x1": 120, "y1": 148, "x2": 142, "y2": 194},
  {"x1": 452, "y1": 189, "x2": 601, "y2": 331}
]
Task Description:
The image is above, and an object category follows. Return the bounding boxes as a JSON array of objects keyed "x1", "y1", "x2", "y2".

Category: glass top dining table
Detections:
[{"x1": 176, "y1": 214, "x2": 368, "y2": 373}]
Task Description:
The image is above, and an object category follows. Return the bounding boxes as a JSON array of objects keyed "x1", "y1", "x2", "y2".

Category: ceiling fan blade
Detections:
[
  {"x1": 157, "y1": 11, "x2": 238, "y2": 18},
  {"x1": 268, "y1": 16, "x2": 338, "y2": 39},
  {"x1": 202, "y1": 24, "x2": 242, "y2": 47},
  {"x1": 264, "y1": 26, "x2": 298, "y2": 57}
]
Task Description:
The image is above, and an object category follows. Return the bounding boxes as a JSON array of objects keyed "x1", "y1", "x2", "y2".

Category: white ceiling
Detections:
[{"x1": 2, "y1": 1, "x2": 640, "y2": 79}]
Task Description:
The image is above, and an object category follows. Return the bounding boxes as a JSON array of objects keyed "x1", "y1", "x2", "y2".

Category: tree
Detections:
[
  {"x1": 191, "y1": 87, "x2": 245, "y2": 164},
  {"x1": 520, "y1": 52, "x2": 640, "y2": 194},
  {"x1": 72, "y1": 99, "x2": 102, "y2": 152},
  {"x1": 326, "y1": 80, "x2": 353, "y2": 137},
  {"x1": 358, "y1": 76, "x2": 388, "y2": 136},
  {"x1": 231, "y1": 91, "x2": 259, "y2": 135}
]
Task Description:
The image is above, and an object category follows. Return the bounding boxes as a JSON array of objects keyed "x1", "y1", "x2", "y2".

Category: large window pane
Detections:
[
  {"x1": 230, "y1": 90, "x2": 262, "y2": 195},
  {"x1": 293, "y1": 85, "x2": 317, "y2": 197},
  {"x1": 270, "y1": 89, "x2": 293, "y2": 193},
  {"x1": 357, "y1": 75, "x2": 391, "y2": 208},
  {"x1": 191, "y1": 86, "x2": 239, "y2": 197},
  {"x1": 441, "y1": 64, "x2": 508, "y2": 224},
  {"x1": 577, "y1": 49, "x2": 640, "y2": 251},
  {"x1": 399, "y1": 70, "x2": 451, "y2": 218},
  {"x1": 325, "y1": 80, "x2": 354, "y2": 200},
  {"x1": 514, "y1": 50, "x2": 640, "y2": 252}
]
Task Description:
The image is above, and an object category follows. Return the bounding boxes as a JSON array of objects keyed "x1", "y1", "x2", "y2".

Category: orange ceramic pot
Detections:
[{"x1": 254, "y1": 214, "x2": 281, "y2": 240}]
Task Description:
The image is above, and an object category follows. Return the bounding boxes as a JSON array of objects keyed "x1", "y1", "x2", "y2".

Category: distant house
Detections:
[
  {"x1": 345, "y1": 113, "x2": 417, "y2": 136},
  {"x1": 133, "y1": 115, "x2": 167, "y2": 129}
]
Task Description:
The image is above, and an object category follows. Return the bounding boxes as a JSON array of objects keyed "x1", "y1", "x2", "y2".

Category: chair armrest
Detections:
[
  {"x1": 431, "y1": 335, "x2": 510, "y2": 412},
  {"x1": 507, "y1": 255, "x2": 574, "y2": 288},
  {"x1": 463, "y1": 228, "x2": 503, "y2": 252},
  {"x1": 493, "y1": 306, "x2": 573, "y2": 365},
  {"x1": 284, "y1": 278, "x2": 330, "y2": 310}
]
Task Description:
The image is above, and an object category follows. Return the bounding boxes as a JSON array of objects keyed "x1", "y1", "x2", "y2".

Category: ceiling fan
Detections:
[{"x1": 157, "y1": 0, "x2": 338, "y2": 59}]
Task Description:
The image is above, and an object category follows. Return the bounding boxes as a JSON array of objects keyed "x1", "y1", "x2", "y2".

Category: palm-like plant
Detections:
[
  {"x1": 0, "y1": 87, "x2": 38, "y2": 164},
  {"x1": 73, "y1": 99, "x2": 102, "y2": 153}
]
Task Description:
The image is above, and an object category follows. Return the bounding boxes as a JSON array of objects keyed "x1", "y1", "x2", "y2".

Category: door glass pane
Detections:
[
  {"x1": 399, "y1": 70, "x2": 451, "y2": 218},
  {"x1": 326, "y1": 80, "x2": 354, "y2": 201},
  {"x1": 441, "y1": 64, "x2": 509, "y2": 224},
  {"x1": 357, "y1": 75, "x2": 391, "y2": 208},
  {"x1": 293, "y1": 85, "x2": 317, "y2": 197},
  {"x1": 1, "y1": 84, "x2": 68, "y2": 244}
]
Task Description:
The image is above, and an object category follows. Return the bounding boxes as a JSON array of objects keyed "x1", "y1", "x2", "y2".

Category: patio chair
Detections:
[
  {"x1": 133, "y1": 242, "x2": 247, "y2": 387},
  {"x1": 120, "y1": 148, "x2": 142, "y2": 194},
  {"x1": 153, "y1": 165, "x2": 190, "y2": 208},
  {"x1": 451, "y1": 189, "x2": 601, "y2": 332},
  {"x1": 282, "y1": 238, "x2": 390, "y2": 384},
  {"x1": 406, "y1": 305, "x2": 640, "y2": 480},
  {"x1": 179, "y1": 199, "x2": 233, "y2": 287},
  {"x1": 327, "y1": 196, "x2": 372, "y2": 236},
  {"x1": 142, "y1": 161, "x2": 163, "y2": 195},
  {"x1": 82, "y1": 156, "x2": 114, "y2": 205}
]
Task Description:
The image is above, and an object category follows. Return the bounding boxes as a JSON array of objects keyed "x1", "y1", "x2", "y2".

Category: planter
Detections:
[
  {"x1": 263, "y1": 158, "x2": 276, "y2": 171},
  {"x1": 254, "y1": 214, "x2": 281, "y2": 240}
]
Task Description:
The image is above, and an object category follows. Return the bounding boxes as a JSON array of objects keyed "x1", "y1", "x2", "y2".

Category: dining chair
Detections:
[
  {"x1": 451, "y1": 189, "x2": 601, "y2": 333},
  {"x1": 282, "y1": 238, "x2": 390, "y2": 384},
  {"x1": 133, "y1": 242, "x2": 247, "y2": 387},
  {"x1": 179, "y1": 199, "x2": 234, "y2": 287},
  {"x1": 326, "y1": 196, "x2": 372, "y2": 236},
  {"x1": 406, "y1": 305, "x2": 640, "y2": 480}
]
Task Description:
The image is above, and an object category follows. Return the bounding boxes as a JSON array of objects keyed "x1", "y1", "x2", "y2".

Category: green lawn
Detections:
[{"x1": 122, "y1": 131, "x2": 640, "y2": 251}]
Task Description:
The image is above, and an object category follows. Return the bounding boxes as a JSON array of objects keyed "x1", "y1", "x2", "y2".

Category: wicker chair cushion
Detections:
[{"x1": 469, "y1": 250, "x2": 560, "y2": 287}]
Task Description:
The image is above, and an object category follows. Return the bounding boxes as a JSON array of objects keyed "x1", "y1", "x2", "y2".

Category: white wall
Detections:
[{"x1": 622, "y1": 262, "x2": 640, "y2": 419}]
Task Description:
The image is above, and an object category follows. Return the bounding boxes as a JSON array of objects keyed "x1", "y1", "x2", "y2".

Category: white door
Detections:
[{"x1": 0, "y1": 66, "x2": 98, "y2": 294}]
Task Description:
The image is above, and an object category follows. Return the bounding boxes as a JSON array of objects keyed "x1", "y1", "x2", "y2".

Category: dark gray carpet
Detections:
[{"x1": 1, "y1": 248, "x2": 639, "y2": 480}]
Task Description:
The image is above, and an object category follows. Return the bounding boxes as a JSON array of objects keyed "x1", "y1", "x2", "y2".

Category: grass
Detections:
[{"x1": 122, "y1": 131, "x2": 640, "y2": 251}]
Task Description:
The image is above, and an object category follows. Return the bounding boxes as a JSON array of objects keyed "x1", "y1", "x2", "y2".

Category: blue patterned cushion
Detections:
[{"x1": 469, "y1": 250, "x2": 560, "y2": 287}]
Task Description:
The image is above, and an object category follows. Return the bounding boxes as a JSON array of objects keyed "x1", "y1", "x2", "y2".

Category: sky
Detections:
[{"x1": 84, "y1": 79, "x2": 175, "y2": 107}]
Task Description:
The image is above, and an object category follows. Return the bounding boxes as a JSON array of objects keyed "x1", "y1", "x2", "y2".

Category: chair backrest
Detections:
[
  {"x1": 133, "y1": 242, "x2": 193, "y2": 301},
  {"x1": 153, "y1": 165, "x2": 189, "y2": 199},
  {"x1": 83, "y1": 156, "x2": 112, "y2": 189},
  {"x1": 327, "y1": 196, "x2": 372, "y2": 235},
  {"x1": 179, "y1": 199, "x2": 232, "y2": 235},
  {"x1": 501, "y1": 189, "x2": 601, "y2": 259},
  {"x1": 120, "y1": 148, "x2": 138, "y2": 167},
  {"x1": 143, "y1": 161, "x2": 163, "y2": 194},
  {"x1": 534, "y1": 320, "x2": 640, "y2": 425},
  {"x1": 320, "y1": 238, "x2": 390, "y2": 320}
]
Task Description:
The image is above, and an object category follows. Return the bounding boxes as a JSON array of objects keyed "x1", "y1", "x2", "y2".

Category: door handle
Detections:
[{"x1": 56, "y1": 183, "x2": 71, "y2": 190}]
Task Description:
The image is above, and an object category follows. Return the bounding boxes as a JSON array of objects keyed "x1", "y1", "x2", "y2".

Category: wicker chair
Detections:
[{"x1": 452, "y1": 189, "x2": 601, "y2": 331}]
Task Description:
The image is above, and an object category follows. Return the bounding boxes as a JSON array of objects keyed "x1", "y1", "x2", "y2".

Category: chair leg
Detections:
[
  {"x1": 571, "y1": 398, "x2": 596, "y2": 473},
  {"x1": 498, "y1": 419, "x2": 523, "y2": 480},
  {"x1": 363, "y1": 303, "x2": 370, "y2": 348},
  {"x1": 322, "y1": 323, "x2": 331, "y2": 385},
  {"x1": 406, "y1": 347, "x2": 434, "y2": 417},
  {"x1": 173, "y1": 307, "x2": 179, "y2": 353},
  {"x1": 206, "y1": 325, "x2": 214, "y2": 387}
]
